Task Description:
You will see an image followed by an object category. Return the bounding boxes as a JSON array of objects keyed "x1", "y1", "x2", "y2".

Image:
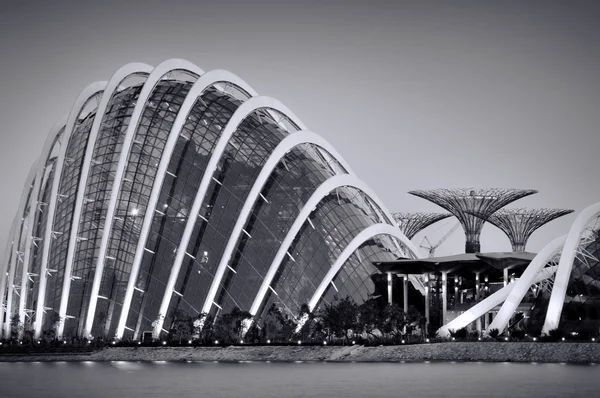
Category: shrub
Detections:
[
  {"x1": 511, "y1": 329, "x2": 526, "y2": 339},
  {"x1": 488, "y1": 328, "x2": 499, "y2": 338},
  {"x1": 548, "y1": 328, "x2": 562, "y2": 341}
]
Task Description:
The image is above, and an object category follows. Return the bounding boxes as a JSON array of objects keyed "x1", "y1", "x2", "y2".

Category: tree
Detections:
[
  {"x1": 357, "y1": 298, "x2": 385, "y2": 341},
  {"x1": 168, "y1": 309, "x2": 193, "y2": 344},
  {"x1": 9, "y1": 314, "x2": 23, "y2": 342},
  {"x1": 321, "y1": 296, "x2": 359, "y2": 344},
  {"x1": 382, "y1": 303, "x2": 406, "y2": 342},
  {"x1": 213, "y1": 307, "x2": 253, "y2": 344}
]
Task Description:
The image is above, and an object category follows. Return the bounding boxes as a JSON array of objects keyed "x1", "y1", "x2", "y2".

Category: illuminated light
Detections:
[
  {"x1": 593, "y1": 338, "x2": 596, "y2": 342},
  {"x1": 352, "y1": 341, "x2": 356, "y2": 345},
  {"x1": 63, "y1": 341, "x2": 66, "y2": 344},
  {"x1": 505, "y1": 337, "x2": 508, "y2": 341},
  {"x1": 267, "y1": 339, "x2": 271, "y2": 344},
  {"x1": 298, "y1": 340, "x2": 301, "y2": 345},
  {"x1": 37, "y1": 341, "x2": 41, "y2": 344},
  {"x1": 131, "y1": 208, "x2": 139, "y2": 216},
  {"x1": 452, "y1": 337, "x2": 455, "y2": 341},
  {"x1": 426, "y1": 339, "x2": 430, "y2": 343},
  {"x1": 401, "y1": 340, "x2": 405, "y2": 344},
  {"x1": 138, "y1": 342, "x2": 141, "y2": 345},
  {"x1": 215, "y1": 340, "x2": 219, "y2": 344},
  {"x1": 478, "y1": 338, "x2": 481, "y2": 341},
  {"x1": 240, "y1": 340, "x2": 244, "y2": 344},
  {"x1": 188, "y1": 340, "x2": 192, "y2": 344},
  {"x1": 323, "y1": 341, "x2": 327, "y2": 345},
  {"x1": 162, "y1": 341, "x2": 166, "y2": 345},
  {"x1": 561, "y1": 337, "x2": 565, "y2": 341},
  {"x1": 112, "y1": 341, "x2": 116, "y2": 345},
  {"x1": 533, "y1": 337, "x2": 537, "y2": 341},
  {"x1": 19, "y1": 341, "x2": 22, "y2": 345}
]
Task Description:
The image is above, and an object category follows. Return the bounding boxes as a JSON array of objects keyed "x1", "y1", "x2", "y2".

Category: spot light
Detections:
[
  {"x1": 352, "y1": 341, "x2": 356, "y2": 345},
  {"x1": 561, "y1": 337, "x2": 565, "y2": 341},
  {"x1": 505, "y1": 337, "x2": 508, "y2": 341},
  {"x1": 298, "y1": 340, "x2": 301, "y2": 345},
  {"x1": 188, "y1": 340, "x2": 192, "y2": 344},
  {"x1": 267, "y1": 339, "x2": 271, "y2": 344},
  {"x1": 323, "y1": 341, "x2": 327, "y2": 345},
  {"x1": 112, "y1": 341, "x2": 115, "y2": 345},
  {"x1": 426, "y1": 339, "x2": 430, "y2": 343},
  {"x1": 401, "y1": 340, "x2": 405, "y2": 344},
  {"x1": 240, "y1": 340, "x2": 244, "y2": 344},
  {"x1": 452, "y1": 337, "x2": 455, "y2": 341},
  {"x1": 593, "y1": 338, "x2": 596, "y2": 342},
  {"x1": 533, "y1": 337, "x2": 537, "y2": 341},
  {"x1": 478, "y1": 338, "x2": 481, "y2": 341},
  {"x1": 162, "y1": 341, "x2": 166, "y2": 345},
  {"x1": 63, "y1": 341, "x2": 66, "y2": 344},
  {"x1": 138, "y1": 342, "x2": 141, "y2": 345}
]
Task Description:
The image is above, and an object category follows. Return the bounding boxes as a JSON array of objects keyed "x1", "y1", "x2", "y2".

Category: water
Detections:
[{"x1": 1, "y1": 361, "x2": 599, "y2": 397}]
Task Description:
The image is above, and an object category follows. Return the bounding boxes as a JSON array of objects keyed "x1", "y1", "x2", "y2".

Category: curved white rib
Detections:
[
  {"x1": 308, "y1": 224, "x2": 411, "y2": 311},
  {"x1": 83, "y1": 59, "x2": 204, "y2": 337},
  {"x1": 33, "y1": 81, "x2": 108, "y2": 338},
  {"x1": 114, "y1": 69, "x2": 258, "y2": 339},
  {"x1": 3, "y1": 159, "x2": 39, "y2": 336},
  {"x1": 0, "y1": 216, "x2": 17, "y2": 337},
  {"x1": 151, "y1": 96, "x2": 307, "y2": 337},
  {"x1": 19, "y1": 115, "x2": 68, "y2": 335},
  {"x1": 542, "y1": 202, "x2": 600, "y2": 334},
  {"x1": 249, "y1": 173, "x2": 417, "y2": 317},
  {"x1": 487, "y1": 235, "x2": 566, "y2": 334},
  {"x1": 199, "y1": 131, "x2": 355, "y2": 318},
  {"x1": 437, "y1": 265, "x2": 558, "y2": 337},
  {"x1": 49, "y1": 63, "x2": 153, "y2": 339}
]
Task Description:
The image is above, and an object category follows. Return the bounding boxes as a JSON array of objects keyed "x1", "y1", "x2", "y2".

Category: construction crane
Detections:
[{"x1": 420, "y1": 222, "x2": 460, "y2": 257}]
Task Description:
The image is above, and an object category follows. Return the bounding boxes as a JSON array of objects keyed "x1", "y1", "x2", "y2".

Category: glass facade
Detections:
[{"x1": 3, "y1": 62, "x2": 416, "y2": 340}]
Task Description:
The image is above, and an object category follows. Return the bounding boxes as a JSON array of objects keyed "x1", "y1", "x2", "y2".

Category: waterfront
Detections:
[{"x1": 1, "y1": 361, "x2": 599, "y2": 397}]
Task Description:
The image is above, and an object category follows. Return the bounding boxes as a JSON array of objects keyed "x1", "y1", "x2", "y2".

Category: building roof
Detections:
[{"x1": 373, "y1": 251, "x2": 537, "y2": 276}]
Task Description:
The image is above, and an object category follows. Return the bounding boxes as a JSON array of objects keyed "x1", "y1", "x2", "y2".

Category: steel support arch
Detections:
[
  {"x1": 249, "y1": 173, "x2": 418, "y2": 317},
  {"x1": 437, "y1": 265, "x2": 558, "y2": 337},
  {"x1": 151, "y1": 96, "x2": 307, "y2": 337},
  {"x1": 307, "y1": 223, "x2": 415, "y2": 311},
  {"x1": 542, "y1": 202, "x2": 600, "y2": 334},
  {"x1": 3, "y1": 160, "x2": 39, "y2": 336},
  {"x1": 19, "y1": 115, "x2": 68, "y2": 335},
  {"x1": 49, "y1": 63, "x2": 153, "y2": 339},
  {"x1": 83, "y1": 59, "x2": 204, "y2": 337},
  {"x1": 33, "y1": 82, "x2": 108, "y2": 338},
  {"x1": 199, "y1": 131, "x2": 354, "y2": 319},
  {"x1": 114, "y1": 69, "x2": 258, "y2": 339},
  {"x1": 487, "y1": 235, "x2": 566, "y2": 334}
]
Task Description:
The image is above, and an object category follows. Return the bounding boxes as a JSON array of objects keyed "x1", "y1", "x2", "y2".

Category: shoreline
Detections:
[{"x1": 1, "y1": 342, "x2": 599, "y2": 364}]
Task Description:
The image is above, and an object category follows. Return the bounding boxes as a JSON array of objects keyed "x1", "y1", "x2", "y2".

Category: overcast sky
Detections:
[{"x1": 1, "y1": 0, "x2": 599, "y2": 261}]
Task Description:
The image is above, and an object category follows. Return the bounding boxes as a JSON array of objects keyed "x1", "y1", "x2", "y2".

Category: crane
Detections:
[{"x1": 420, "y1": 222, "x2": 460, "y2": 257}]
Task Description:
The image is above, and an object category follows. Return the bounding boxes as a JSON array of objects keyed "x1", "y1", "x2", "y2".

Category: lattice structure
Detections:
[
  {"x1": 408, "y1": 188, "x2": 538, "y2": 253},
  {"x1": 474, "y1": 208, "x2": 574, "y2": 252},
  {"x1": 392, "y1": 212, "x2": 452, "y2": 240}
]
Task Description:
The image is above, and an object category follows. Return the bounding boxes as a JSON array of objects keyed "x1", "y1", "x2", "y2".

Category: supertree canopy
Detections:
[
  {"x1": 474, "y1": 208, "x2": 574, "y2": 252},
  {"x1": 408, "y1": 188, "x2": 538, "y2": 253},
  {"x1": 392, "y1": 212, "x2": 452, "y2": 240}
]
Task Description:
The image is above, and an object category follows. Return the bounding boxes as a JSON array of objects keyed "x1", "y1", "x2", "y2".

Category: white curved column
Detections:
[
  {"x1": 249, "y1": 173, "x2": 417, "y2": 317},
  {"x1": 437, "y1": 265, "x2": 558, "y2": 337},
  {"x1": 49, "y1": 63, "x2": 152, "y2": 339},
  {"x1": 3, "y1": 160, "x2": 39, "y2": 337},
  {"x1": 151, "y1": 96, "x2": 306, "y2": 338},
  {"x1": 308, "y1": 224, "x2": 411, "y2": 311},
  {"x1": 19, "y1": 116, "x2": 68, "y2": 334},
  {"x1": 83, "y1": 59, "x2": 204, "y2": 337},
  {"x1": 1, "y1": 214, "x2": 18, "y2": 338},
  {"x1": 199, "y1": 131, "x2": 355, "y2": 318},
  {"x1": 487, "y1": 235, "x2": 566, "y2": 334},
  {"x1": 542, "y1": 202, "x2": 600, "y2": 334},
  {"x1": 114, "y1": 69, "x2": 258, "y2": 339},
  {"x1": 34, "y1": 82, "x2": 108, "y2": 338}
]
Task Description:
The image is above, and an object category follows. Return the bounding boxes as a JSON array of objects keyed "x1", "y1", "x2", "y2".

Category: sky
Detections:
[{"x1": 0, "y1": 0, "x2": 599, "y2": 261}]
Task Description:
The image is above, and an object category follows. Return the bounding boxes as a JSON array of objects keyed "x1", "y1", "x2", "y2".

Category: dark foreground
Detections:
[
  {"x1": 1, "y1": 342, "x2": 600, "y2": 363},
  {"x1": 1, "y1": 361, "x2": 599, "y2": 398}
]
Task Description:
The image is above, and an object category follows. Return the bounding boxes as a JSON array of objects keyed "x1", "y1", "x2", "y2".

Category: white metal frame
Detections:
[
  {"x1": 83, "y1": 59, "x2": 204, "y2": 337},
  {"x1": 487, "y1": 235, "x2": 566, "y2": 334},
  {"x1": 249, "y1": 173, "x2": 419, "y2": 317},
  {"x1": 151, "y1": 96, "x2": 307, "y2": 337},
  {"x1": 199, "y1": 131, "x2": 354, "y2": 317},
  {"x1": 2, "y1": 160, "x2": 39, "y2": 336},
  {"x1": 114, "y1": 69, "x2": 257, "y2": 339},
  {"x1": 51, "y1": 63, "x2": 153, "y2": 339},
  {"x1": 542, "y1": 202, "x2": 600, "y2": 334},
  {"x1": 307, "y1": 223, "x2": 414, "y2": 311}
]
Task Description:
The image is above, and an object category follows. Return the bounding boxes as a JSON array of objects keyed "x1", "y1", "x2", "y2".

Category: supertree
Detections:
[
  {"x1": 408, "y1": 188, "x2": 538, "y2": 253},
  {"x1": 392, "y1": 212, "x2": 452, "y2": 240},
  {"x1": 471, "y1": 208, "x2": 574, "y2": 252}
]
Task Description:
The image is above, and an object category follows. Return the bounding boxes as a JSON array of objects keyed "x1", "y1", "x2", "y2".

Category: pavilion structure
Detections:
[
  {"x1": 392, "y1": 212, "x2": 452, "y2": 240},
  {"x1": 408, "y1": 188, "x2": 538, "y2": 253},
  {"x1": 374, "y1": 252, "x2": 536, "y2": 334}
]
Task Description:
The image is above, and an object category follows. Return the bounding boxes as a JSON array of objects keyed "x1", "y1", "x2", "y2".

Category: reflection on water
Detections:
[{"x1": 0, "y1": 361, "x2": 599, "y2": 397}]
